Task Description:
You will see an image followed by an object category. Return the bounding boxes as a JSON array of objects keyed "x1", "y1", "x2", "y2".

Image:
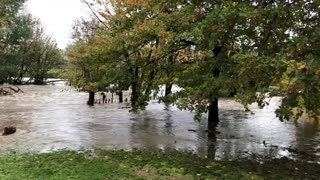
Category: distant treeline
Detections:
[{"x1": 0, "y1": 0, "x2": 64, "y2": 85}]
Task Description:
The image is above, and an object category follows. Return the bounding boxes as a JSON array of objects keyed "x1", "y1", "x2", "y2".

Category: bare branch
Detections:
[{"x1": 81, "y1": 0, "x2": 109, "y2": 28}]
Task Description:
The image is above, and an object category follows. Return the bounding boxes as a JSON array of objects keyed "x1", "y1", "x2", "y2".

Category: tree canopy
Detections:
[
  {"x1": 0, "y1": 0, "x2": 63, "y2": 84},
  {"x1": 66, "y1": 0, "x2": 320, "y2": 122}
]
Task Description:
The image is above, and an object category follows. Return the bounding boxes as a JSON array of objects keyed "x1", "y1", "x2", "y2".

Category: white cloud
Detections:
[{"x1": 26, "y1": 0, "x2": 90, "y2": 49}]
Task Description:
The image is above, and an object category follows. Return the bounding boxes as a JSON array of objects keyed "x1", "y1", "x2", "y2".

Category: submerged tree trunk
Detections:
[
  {"x1": 34, "y1": 78, "x2": 44, "y2": 85},
  {"x1": 144, "y1": 69, "x2": 157, "y2": 102},
  {"x1": 207, "y1": 45, "x2": 223, "y2": 127},
  {"x1": 164, "y1": 53, "x2": 175, "y2": 101},
  {"x1": 208, "y1": 97, "x2": 219, "y2": 128},
  {"x1": 165, "y1": 83, "x2": 173, "y2": 97},
  {"x1": 131, "y1": 83, "x2": 138, "y2": 108},
  {"x1": 163, "y1": 83, "x2": 173, "y2": 104},
  {"x1": 118, "y1": 91, "x2": 123, "y2": 103},
  {"x1": 131, "y1": 67, "x2": 140, "y2": 109},
  {"x1": 87, "y1": 91, "x2": 95, "y2": 106}
]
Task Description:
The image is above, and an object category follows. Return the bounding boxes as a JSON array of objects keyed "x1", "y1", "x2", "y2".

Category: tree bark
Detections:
[
  {"x1": 131, "y1": 67, "x2": 140, "y2": 109},
  {"x1": 144, "y1": 69, "x2": 157, "y2": 101},
  {"x1": 165, "y1": 83, "x2": 173, "y2": 97},
  {"x1": 131, "y1": 82, "x2": 138, "y2": 107},
  {"x1": 207, "y1": 45, "x2": 223, "y2": 127},
  {"x1": 118, "y1": 91, "x2": 123, "y2": 103},
  {"x1": 208, "y1": 97, "x2": 219, "y2": 128},
  {"x1": 87, "y1": 91, "x2": 95, "y2": 106}
]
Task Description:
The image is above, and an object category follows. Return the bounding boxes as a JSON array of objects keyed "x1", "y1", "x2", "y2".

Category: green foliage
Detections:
[
  {"x1": 0, "y1": 65, "x2": 18, "y2": 82},
  {"x1": 275, "y1": 26, "x2": 320, "y2": 120},
  {"x1": 26, "y1": 26, "x2": 64, "y2": 84},
  {"x1": 68, "y1": 0, "x2": 320, "y2": 120},
  {"x1": 0, "y1": 0, "x2": 28, "y2": 83},
  {"x1": 0, "y1": 0, "x2": 25, "y2": 27},
  {"x1": 47, "y1": 68, "x2": 68, "y2": 79},
  {"x1": 66, "y1": 39, "x2": 106, "y2": 91},
  {"x1": 0, "y1": 1, "x2": 63, "y2": 84}
]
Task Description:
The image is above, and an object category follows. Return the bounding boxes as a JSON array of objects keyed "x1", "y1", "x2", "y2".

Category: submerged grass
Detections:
[{"x1": 0, "y1": 149, "x2": 319, "y2": 179}]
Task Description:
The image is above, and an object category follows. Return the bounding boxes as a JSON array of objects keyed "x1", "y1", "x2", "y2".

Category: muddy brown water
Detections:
[{"x1": 0, "y1": 82, "x2": 319, "y2": 163}]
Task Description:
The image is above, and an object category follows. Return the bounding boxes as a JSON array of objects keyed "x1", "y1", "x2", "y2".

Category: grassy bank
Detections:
[{"x1": 0, "y1": 150, "x2": 319, "y2": 179}]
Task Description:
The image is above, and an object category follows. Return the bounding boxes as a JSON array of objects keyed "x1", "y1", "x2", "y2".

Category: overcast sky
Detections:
[{"x1": 26, "y1": 0, "x2": 89, "y2": 49}]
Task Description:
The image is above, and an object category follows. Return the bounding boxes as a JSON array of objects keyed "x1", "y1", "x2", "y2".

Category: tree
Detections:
[
  {"x1": 274, "y1": 0, "x2": 320, "y2": 121},
  {"x1": 0, "y1": 0, "x2": 28, "y2": 83},
  {"x1": 27, "y1": 22, "x2": 64, "y2": 84},
  {"x1": 170, "y1": 0, "x2": 320, "y2": 125},
  {"x1": 0, "y1": 1, "x2": 63, "y2": 85},
  {"x1": 79, "y1": 0, "x2": 200, "y2": 110},
  {"x1": 66, "y1": 18, "x2": 108, "y2": 105},
  {"x1": 73, "y1": 0, "x2": 319, "y2": 124}
]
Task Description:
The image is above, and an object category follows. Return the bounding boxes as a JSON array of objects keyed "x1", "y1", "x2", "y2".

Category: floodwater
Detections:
[{"x1": 0, "y1": 82, "x2": 319, "y2": 162}]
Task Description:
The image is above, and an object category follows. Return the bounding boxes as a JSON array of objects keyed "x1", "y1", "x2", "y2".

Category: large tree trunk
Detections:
[
  {"x1": 207, "y1": 45, "x2": 223, "y2": 127},
  {"x1": 131, "y1": 67, "x2": 139, "y2": 109},
  {"x1": 144, "y1": 69, "x2": 156, "y2": 101},
  {"x1": 163, "y1": 83, "x2": 173, "y2": 105},
  {"x1": 165, "y1": 83, "x2": 173, "y2": 97},
  {"x1": 87, "y1": 91, "x2": 95, "y2": 106},
  {"x1": 131, "y1": 83, "x2": 138, "y2": 107},
  {"x1": 118, "y1": 91, "x2": 123, "y2": 103},
  {"x1": 208, "y1": 97, "x2": 219, "y2": 128},
  {"x1": 164, "y1": 53, "x2": 175, "y2": 99}
]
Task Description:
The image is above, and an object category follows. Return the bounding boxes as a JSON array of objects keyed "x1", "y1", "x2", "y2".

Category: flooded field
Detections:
[{"x1": 0, "y1": 83, "x2": 319, "y2": 162}]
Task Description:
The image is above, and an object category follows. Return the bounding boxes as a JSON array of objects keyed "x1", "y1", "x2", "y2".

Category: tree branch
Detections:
[{"x1": 82, "y1": 0, "x2": 109, "y2": 29}]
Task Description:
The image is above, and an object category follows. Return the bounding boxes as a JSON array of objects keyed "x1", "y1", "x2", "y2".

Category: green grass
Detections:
[{"x1": 0, "y1": 149, "x2": 319, "y2": 179}]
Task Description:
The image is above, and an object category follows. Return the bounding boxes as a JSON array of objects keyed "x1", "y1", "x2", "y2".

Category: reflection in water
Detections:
[
  {"x1": 207, "y1": 127, "x2": 217, "y2": 159},
  {"x1": 0, "y1": 83, "x2": 319, "y2": 163}
]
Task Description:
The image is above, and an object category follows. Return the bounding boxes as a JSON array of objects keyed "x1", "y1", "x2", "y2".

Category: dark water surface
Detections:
[{"x1": 0, "y1": 83, "x2": 319, "y2": 162}]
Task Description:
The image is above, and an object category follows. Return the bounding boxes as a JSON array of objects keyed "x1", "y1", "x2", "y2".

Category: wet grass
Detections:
[{"x1": 0, "y1": 149, "x2": 319, "y2": 179}]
